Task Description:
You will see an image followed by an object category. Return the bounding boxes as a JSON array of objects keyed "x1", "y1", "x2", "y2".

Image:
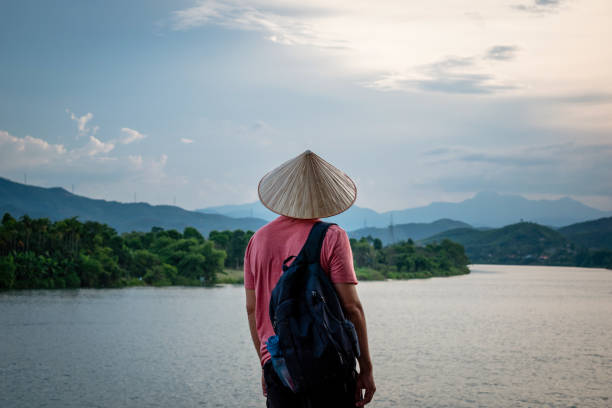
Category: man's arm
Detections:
[
  {"x1": 334, "y1": 283, "x2": 376, "y2": 407},
  {"x1": 245, "y1": 288, "x2": 260, "y2": 358},
  {"x1": 246, "y1": 288, "x2": 266, "y2": 396}
]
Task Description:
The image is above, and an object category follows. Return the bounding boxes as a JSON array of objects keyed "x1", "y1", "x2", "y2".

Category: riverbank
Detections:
[{"x1": 216, "y1": 265, "x2": 471, "y2": 284}]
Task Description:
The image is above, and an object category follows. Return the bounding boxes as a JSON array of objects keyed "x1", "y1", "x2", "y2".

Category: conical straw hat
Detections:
[{"x1": 258, "y1": 150, "x2": 357, "y2": 219}]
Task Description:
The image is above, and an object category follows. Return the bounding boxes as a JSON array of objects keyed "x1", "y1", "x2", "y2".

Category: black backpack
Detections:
[{"x1": 266, "y1": 221, "x2": 361, "y2": 393}]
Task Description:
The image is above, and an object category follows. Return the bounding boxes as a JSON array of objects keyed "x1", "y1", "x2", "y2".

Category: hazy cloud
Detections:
[
  {"x1": 120, "y1": 127, "x2": 147, "y2": 144},
  {"x1": 419, "y1": 141, "x2": 612, "y2": 196},
  {"x1": 0, "y1": 130, "x2": 67, "y2": 170},
  {"x1": 0, "y1": 129, "x2": 167, "y2": 186},
  {"x1": 513, "y1": 0, "x2": 563, "y2": 13},
  {"x1": 172, "y1": 1, "x2": 343, "y2": 48},
  {"x1": 551, "y1": 93, "x2": 612, "y2": 104},
  {"x1": 372, "y1": 56, "x2": 516, "y2": 94},
  {"x1": 180, "y1": 138, "x2": 194, "y2": 144},
  {"x1": 128, "y1": 154, "x2": 144, "y2": 168},
  {"x1": 485, "y1": 45, "x2": 519, "y2": 61},
  {"x1": 83, "y1": 136, "x2": 115, "y2": 156}
]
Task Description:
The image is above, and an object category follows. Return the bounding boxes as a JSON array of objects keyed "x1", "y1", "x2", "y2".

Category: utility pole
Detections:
[{"x1": 389, "y1": 214, "x2": 395, "y2": 244}]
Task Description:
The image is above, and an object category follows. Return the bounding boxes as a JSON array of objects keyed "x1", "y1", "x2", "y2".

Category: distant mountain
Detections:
[
  {"x1": 196, "y1": 202, "x2": 383, "y2": 231},
  {"x1": 418, "y1": 221, "x2": 573, "y2": 264},
  {"x1": 0, "y1": 177, "x2": 267, "y2": 236},
  {"x1": 349, "y1": 219, "x2": 472, "y2": 245},
  {"x1": 198, "y1": 191, "x2": 611, "y2": 230},
  {"x1": 197, "y1": 201, "x2": 277, "y2": 221},
  {"x1": 557, "y1": 217, "x2": 612, "y2": 250},
  {"x1": 385, "y1": 191, "x2": 611, "y2": 228}
]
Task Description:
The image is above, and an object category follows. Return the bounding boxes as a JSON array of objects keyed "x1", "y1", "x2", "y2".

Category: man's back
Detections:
[{"x1": 244, "y1": 215, "x2": 357, "y2": 367}]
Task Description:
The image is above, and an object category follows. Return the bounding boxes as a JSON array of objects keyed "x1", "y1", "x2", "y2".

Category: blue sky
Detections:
[{"x1": 1, "y1": 0, "x2": 611, "y2": 211}]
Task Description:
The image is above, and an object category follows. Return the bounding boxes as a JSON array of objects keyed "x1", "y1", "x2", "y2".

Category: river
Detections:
[{"x1": 1, "y1": 265, "x2": 611, "y2": 407}]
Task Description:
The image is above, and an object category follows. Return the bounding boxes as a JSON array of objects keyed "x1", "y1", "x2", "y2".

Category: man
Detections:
[{"x1": 244, "y1": 150, "x2": 376, "y2": 407}]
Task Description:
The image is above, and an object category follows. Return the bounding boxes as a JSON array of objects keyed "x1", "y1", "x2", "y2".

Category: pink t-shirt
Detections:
[{"x1": 244, "y1": 215, "x2": 358, "y2": 367}]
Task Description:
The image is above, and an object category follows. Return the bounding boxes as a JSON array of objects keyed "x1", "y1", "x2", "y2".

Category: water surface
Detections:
[{"x1": 1, "y1": 265, "x2": 611, "y2": 407}]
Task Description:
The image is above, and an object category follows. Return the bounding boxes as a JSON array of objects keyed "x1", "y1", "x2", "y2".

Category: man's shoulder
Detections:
[
  {"x1": 326, "y1": 223, "x2": 346, "y2": 232},
  {"x1": 325, "y1": 223, "x2": 348, "y2": 239}
]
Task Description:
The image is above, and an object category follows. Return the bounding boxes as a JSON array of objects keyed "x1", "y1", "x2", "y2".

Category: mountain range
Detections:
[
  {"x1": 2, "y1": 176, "x2": 611, "y2": 243},
  {"x1": 199, "y1": 191, "x2": 611, "y2": 230},
  {"x1": 417, "y1": 218, "x2": 612, "y2": 266},
  {"x1": 0, "y1": 177, "x2": 266, "y2": 236},
  {"x1": 348, "y1": 219, "x2": 472, "y2": 245}
]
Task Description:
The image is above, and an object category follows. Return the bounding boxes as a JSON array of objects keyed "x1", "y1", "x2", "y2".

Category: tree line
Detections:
[
  {"x1": 0, "y1": 213, "x2": 470, "y2": 290},
  {"x1": 350, "y1": 236, "x2": 470, "y2": 280},
  {"x1": 0, "y1": 213, "x2": 256, "y2": 289}
]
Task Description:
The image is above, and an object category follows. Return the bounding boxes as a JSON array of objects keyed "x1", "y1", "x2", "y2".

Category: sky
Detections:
[{"x1": 1, "y1": 0, "x2": 611, "y2": 212}]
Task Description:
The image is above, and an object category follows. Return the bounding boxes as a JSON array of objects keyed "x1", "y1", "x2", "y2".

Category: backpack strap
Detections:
[{"x1": 302, "y1": 221, "x2": 336, "y2": 264}]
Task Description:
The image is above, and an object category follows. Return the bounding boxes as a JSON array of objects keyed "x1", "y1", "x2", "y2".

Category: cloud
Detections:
[
  {"x1": 180, "y1": 138, "x2": 194, "y2": 144},
  {"x1": 120, "y1": 127, "x2": 147, "y2": 144},
  {"x1": 371, "y1": 56, "x2": 516, "y2": 94},
  {"x1": 1, "y1": 129, "x2": 118, "y2": 168},
  {"x1": 485, "y1": 45, "x2": 519, "y2": 61},
  {"x1": 0, "y1": 129, "x2": 175, "y2": 198},
  {"x1": 418, "y1": 141, "x2": 612, "y2": 196},
  {"x1": 0, "y1": 130, "x2": 67, "y2": 170},
  {"x1": 513, "y1": 0, "x2": 563, "y2": 13},
  {"x1": 171, "y1": 1, "x2": 343, "y2": 48},
  {"x1": 551, "y1": 93, "x2": 612, "y2": 104},
  {"x1": 66, "y1": 109, "x2": 97, "y2": 137},
  {"x1": 170, "y1": 1, "x2": 611, "y2": 104},
  {"x1": 83, "y1": 135, "x2": 115, "y2": 156},
  {"x1": 128, "y1": 154, "x2": 144, "y2": 168}
]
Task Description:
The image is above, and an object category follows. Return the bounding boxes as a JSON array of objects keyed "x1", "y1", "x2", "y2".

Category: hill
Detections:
[
  {"x1": 419, "y1": 222, "x2": 574, "y2": 265},
  {"x1": 198, "y1": 191, "x2": 611, "y2": 230},
  {"x1": 197, "y1": 201, "x2": 277, "y2": 221},
  {"x1": 348, "y1": 218, "x2": 472, "y2": 245},
  {"x1": 557, "y1": 217, "x2": 612, "y2": 250},
  {"x1": 0, "y1": 177, "x2": 266, "y2": 236}
]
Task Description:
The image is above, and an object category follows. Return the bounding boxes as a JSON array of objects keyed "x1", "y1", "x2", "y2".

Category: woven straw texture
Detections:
[{"x1": 258, "y1": 150, "x2": 357, "y2": 219}]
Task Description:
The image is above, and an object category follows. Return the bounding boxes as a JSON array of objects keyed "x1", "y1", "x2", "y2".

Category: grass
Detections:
[{"x1": 217, "y1": 268, "x2": 244, "y2": 284}]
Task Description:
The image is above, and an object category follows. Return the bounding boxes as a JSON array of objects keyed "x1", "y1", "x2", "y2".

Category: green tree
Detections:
[
  {"x1": 183, "y1": 227, "x2": 204, "y2": 242},
  {"x1": 0, "y1": 255, "x2": 16, "y2": 289}
]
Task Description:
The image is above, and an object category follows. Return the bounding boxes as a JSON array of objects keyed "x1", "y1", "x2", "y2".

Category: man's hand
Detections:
[
  {"x1": 261, "y1": 370, "x2": 267, "y2": 397},
  {"x1": 334, "y1": 283, "x2": 376, "y2": 406},
  {"x1": 354, "y1": 369, "x2": 376, "y2": 406}
]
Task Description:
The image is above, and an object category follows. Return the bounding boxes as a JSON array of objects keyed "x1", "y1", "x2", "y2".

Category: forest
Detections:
[{"x1": 0, "y1": 213, "x2": 469, "y2": 289}]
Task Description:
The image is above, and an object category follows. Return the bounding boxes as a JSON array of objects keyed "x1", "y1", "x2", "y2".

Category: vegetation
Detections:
[
  {"x1": 209, "y1": 230, "x2": 254, "y2": 269},
  {"x1": 0, "y1": 213, "x2": 228, "y2": 289},
  {"x1": 420, "y1": 221, "x2": 612, "y2": 269},
  {"x1": 350, "y1": 236, "x2": 470, "y2": 280},
  {"x1": 557, "y1": 217, "x2": 612, "y2": 251}
]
